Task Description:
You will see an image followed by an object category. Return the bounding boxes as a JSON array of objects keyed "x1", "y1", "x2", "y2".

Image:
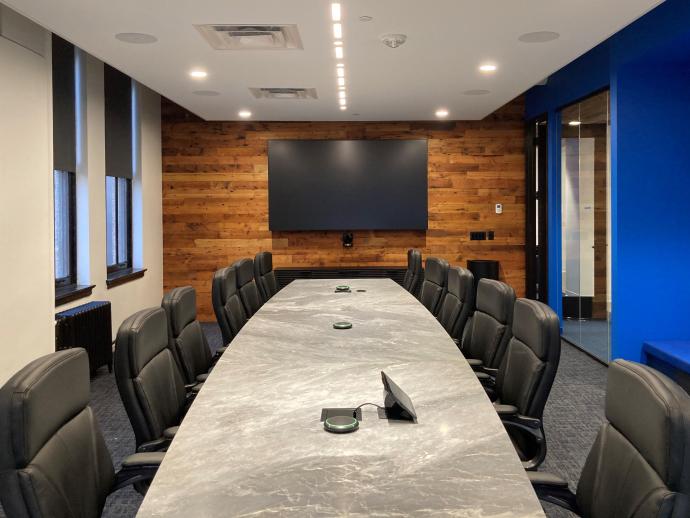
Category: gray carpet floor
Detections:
[{"x1": 0, "y1": 325, "x2": 607, "y2": 518}]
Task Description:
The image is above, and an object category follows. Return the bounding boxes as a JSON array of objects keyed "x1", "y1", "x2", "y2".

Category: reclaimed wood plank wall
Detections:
[{"x1": 162, "y1": 98, "x2": 526, "y2": 320}]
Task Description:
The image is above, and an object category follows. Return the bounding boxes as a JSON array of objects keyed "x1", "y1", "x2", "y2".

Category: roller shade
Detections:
[
  {"x1": 104, "y1": 64, "x2": 133, "y2": 179},
  {"x1": 52, "y1": 35, "x2": 76, "y2": 173}
]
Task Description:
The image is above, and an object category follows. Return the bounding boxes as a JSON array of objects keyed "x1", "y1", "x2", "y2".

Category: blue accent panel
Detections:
[{"x1": 525, "y1": 0, "x2": 690, "y2": 362}]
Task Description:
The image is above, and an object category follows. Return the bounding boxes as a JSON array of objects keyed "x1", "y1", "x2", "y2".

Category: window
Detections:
[
  {"x1": 54, "y1": 170, "x2": 76, "y2": 286},
  {"x1": 104, "y1": 64, "x2": 134, "y2": 278},
  {"x1": 52, "y1": 35, "x2": 78, "y2": 291},
  {"x1": 106, "y1": 176, "x2": 132, "y2": 273}
]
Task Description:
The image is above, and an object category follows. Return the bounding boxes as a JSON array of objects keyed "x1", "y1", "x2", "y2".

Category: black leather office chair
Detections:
[
  {"x1": 437, "y1": 266, "x2": 475, "y2": 343},
  {"x1": 418, "y1": 257, "x2": 449, "y2": 316},
  {"x1": 212, "y1": 265, "x2": 249, "y2": 345},
  {"x1": 483, "y1": 298, "x2": 560, "y2": 470},
  {"x1": 232, "y1": 258, "x2": 264, "y2": 317},
  {"x1": 162, "y1": 286, "x2": 224, "y2": 386},
  {"x1": 254, "y1": 251, "x2": 279, "y2": 302},
  {"x1": 0, "y1": 349, "x2": 162, "y2": 517},
  {"x1": 531, "y1": 360, "x2": 690, "y2": 517},
  {"x1": 402, "y1": 248, "x2": 423, "y2": 296},
  {"x1": 462, "y1": 278, "x2": 515, "y2": 373},
  {"x1": 115, "y1": 307, "x2": 190, "y2": 452}
]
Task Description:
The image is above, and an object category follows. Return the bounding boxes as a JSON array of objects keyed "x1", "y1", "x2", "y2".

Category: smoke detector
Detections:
[
  {"x1": 380, "y1": 33, "x2": 407, "y2": 49},
  {"x1": 195, "y1": 24, "x2": 303, "y2": 50},
  {"x1": 249, "y1": 87, "x2": 318, "y2": 100}
]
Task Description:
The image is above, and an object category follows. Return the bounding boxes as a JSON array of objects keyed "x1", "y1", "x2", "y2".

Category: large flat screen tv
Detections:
[{"x1": 268, "y1": 139, "x2": 428, "y2": 231}]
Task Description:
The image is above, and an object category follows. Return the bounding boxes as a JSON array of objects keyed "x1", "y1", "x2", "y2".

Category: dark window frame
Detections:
[
  {"x1": 106, "y1": 176, "x2": 133, "y2": 276},
  {"x1": 54, "y1": 169, "x2": 77, "y2": 289}
]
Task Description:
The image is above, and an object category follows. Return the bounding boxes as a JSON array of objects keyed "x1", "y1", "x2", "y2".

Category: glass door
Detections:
[{"x1": 560, "y1": 91, "x2": 611, "y2": 363}]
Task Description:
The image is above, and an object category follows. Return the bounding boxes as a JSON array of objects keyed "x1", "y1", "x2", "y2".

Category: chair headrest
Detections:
[
  {"x1": 511, "y1": 298, "x2": 560, "y2": 359},
  {"x1": 424, "y1": 257, "x2": 449, "y2": 286},
  {"x1": 606, "y1": 360, "x2": 690, "y2": 493},
  {"x1": 447, "y1": 266, "x2": 474, "y2": 303},
  {"x1": 233, "y1": 258, "x2": 255, "y2": 286},
  {"x1": 476, "y1": 279, "x2": 515, "y2": 324},
  {"x1": 213, "y1": 266, "x2": 238, "y2": 302},
  {"x1": 0, "y1": 349, "x2": 90, "y2": 468},
  {"x1": 162, "y1": 286, "x2": 197, "y2": 337},
  {"x1": 115, "y1": 307, "x2": 169, "y2": 377},
  {"x1": 255, "y1": 251, "x2": 273, "y2": 276},
  {"x1": 408, "y1": 249, "x2": 422, "y2": 271}
]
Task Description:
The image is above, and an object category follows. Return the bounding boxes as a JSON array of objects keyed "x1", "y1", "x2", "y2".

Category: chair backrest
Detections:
[
  {"x1": 465, "y1": 279, "x2": 515, "y2": 368},
  {"x1": 403, "y1": 249, "x2": 422, "y2": 295},
  {"x1": 418, "y1": 257, "x2": 449, "y2": 315},
  {"x1": 254, "y1": 251, "x2": 279, "y2": 302},
  {"x1": 576, "y1": 360, "x2": 690, "y2": 517},
  {"x1": 437, "y1": 266, "x2": 475, "y2": 340},
  {"x1": 114, "y1": 307, "x2": 187, "y2": 448},
  {"x1": 162, "y1": 286, "x2": 212, "y2": 385},
  {"x1": 212, "y1": 266, "x2": 248, "y2": 345},
  {"x1": 233, "y1": 258, "x2": 264, "y2": 317},
  {"x1": 495, "y1": 298, "x2": 560, "y2": 419},
  {"x1": 0, "y1": 349, "x2": 114, "y2": 518}
]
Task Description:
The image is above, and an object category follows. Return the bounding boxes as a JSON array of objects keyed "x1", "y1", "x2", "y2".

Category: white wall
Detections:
[
  {"x1": 0, "y1": 9, "x2": 163, "y2": 385},
  {"x1": 0, "y1": 23, "x2": 55, "y2": 386}
]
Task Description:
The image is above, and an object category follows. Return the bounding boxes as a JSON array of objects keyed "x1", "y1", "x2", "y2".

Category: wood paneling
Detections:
[{"x1": 162, "y1": 99, "x2": 526, "y2": 320}]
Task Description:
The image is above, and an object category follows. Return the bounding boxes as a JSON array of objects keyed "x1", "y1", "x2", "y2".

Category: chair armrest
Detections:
[
  {"x1": 196, "y1": 373, "x2": 209, "y2": 383},
  {"x1": 467, "y1": 358, "x2": 483, "y2": 371},
  {"x1": 192, "y1": 382, "x2": 203, "y2": 393},
  {"x1": 528, "y1": 472, "x2": 579, "y2": 513},
  {"x1": 501, "y1": 413, "x2": 546, "y2": 470},
  {"x1": 494, "y1": 404, "x2": 519, "y2": 416},
  {"x1": 482, "y1": 367, "x2": 499, "y2": 378},
  {"x1": 112, "y1": 452, "x2": 165, "y2": 493},
  {"x1": 136, "y1": 437, "x2": 170, "y2": 453},
  {"x1": 163, "y1": 426, "x2": 178, "y2": 440}
]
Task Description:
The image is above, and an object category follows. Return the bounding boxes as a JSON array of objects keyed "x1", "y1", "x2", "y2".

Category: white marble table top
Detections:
[{"x1": 137, "y1": 279, "x2": 544, "y2": 517}]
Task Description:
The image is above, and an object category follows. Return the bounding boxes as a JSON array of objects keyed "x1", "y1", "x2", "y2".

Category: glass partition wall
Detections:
[{"x1": 560, "y1": 90, "x2": 611, "y2": 363}]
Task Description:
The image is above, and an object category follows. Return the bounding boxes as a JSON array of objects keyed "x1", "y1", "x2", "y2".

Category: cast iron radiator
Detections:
[
  {"x1": 275, "y1": 267, "x2": 407, "y2": 289},
  {"x1": 55, "y1": 301, "x2": 113, "y2": 374}
]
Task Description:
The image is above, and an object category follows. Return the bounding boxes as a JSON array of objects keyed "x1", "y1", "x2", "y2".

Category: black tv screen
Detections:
[{"x1": 268, "y1": 140, "x2": 428, "y2": 231}]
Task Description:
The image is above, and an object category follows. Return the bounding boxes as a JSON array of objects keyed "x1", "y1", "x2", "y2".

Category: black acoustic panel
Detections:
[
  {"x1": 104, "y1": 65, "x2": 133, "y2": 178},
  {"x1": 275, "y1": 267, "x2": 406, "y2": 290},
  {"x1": 268, "y1": 140, "x2": 428, "y2": 231},
  {"x1": 52, "y1": 34, "x2": 76, "y2": 173}
]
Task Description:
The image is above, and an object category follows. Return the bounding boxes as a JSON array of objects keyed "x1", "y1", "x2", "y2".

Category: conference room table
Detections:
[{"x1": 137, "y1": 279, "x2": 544, "y2": 517}]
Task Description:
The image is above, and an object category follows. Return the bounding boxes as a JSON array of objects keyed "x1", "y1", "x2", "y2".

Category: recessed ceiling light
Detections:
[
  {"x1": 359, "y1": 15, "x2": 373, "y2": 22},
  {"x1": 569, "y1": 120, "x2": 581, "y2": 126},
  {"x1": 479, "y1": 64, "x2": 497, "y2": 73},
  {"x1": 238, "y1": 110, "x2": 252, "y2": 119},
  {"x1": 331, "y1": 3, "x2": 341, "y2": 22},
  {"x1": 338, "y1": 91, "x2": 346, "y2": 99},
  {"x1": 335, "y1": 46, "x2": 344, "y2": 59},
  {"x1": 339, "y1": 98, "x2": 347, "y2": 106},
  {"x1": 115, "y1": 32, "x2": 157, "y2": 44},
  {"x1": 340, "y1": 106, "x2": 347, "y2": 111},
  {"x1": 333, "y1": 23, "x2": 342, "y2": 39},
  {"x1": 338, "y1": 77, "x2": 345, "y2": 87},
  {"x1": 337, "y1": 68, "x2": 345, "y2": 77},
  {"x1": 190, "y1": 70, "x2": 207, "y2": 79},
  {"x1": 463, "y1": 89, "x2": 490, "y2": 96},
  {"x1": 193, "y1": 90, "x2": 220, "y2": 96},
  {"x1": 435, "y1": 109, "x2": 449, "y2": 118},
  {"x1": 380, "y1": 34, "x2": 407, "y2": 49},
  {"x1": 518, "y1": 31, "x2": 560, "y2": 43}
]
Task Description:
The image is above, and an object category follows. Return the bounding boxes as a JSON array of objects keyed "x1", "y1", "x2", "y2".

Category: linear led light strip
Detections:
[{"x1": 332, "y1": 3, "x2": 347, "y2": 111}]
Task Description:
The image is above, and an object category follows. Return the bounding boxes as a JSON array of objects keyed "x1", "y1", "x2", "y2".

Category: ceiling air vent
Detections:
[
  {"x1": 249, "y1": 87, "x2": 318, "y2": 100},
  {"x1": 195, "y1": 24, "x2": 303, "y2": 50}
]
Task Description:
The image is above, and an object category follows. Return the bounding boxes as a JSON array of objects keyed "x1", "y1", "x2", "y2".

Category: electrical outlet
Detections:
[{"x1": 495, "y1": 203, "x2": 503, "y2": 214}]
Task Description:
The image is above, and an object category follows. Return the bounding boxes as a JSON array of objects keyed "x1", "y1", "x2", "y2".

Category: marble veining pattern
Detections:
[{"x1": 137, "y1": 279, "x2": 544, "y2": 517}]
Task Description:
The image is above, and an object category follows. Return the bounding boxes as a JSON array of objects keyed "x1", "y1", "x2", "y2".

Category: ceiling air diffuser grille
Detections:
[
  {"x1": 195, "y1": 24, "x2": 303, "y2": 50},
  {"x1": 249, "y1": 88, "x2": 318, "y2": 100}
]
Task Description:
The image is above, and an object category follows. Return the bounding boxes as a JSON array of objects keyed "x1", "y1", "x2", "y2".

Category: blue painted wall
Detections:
[{"x1": 525, "y1": 0, "x2": 690, "y2": 361}]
